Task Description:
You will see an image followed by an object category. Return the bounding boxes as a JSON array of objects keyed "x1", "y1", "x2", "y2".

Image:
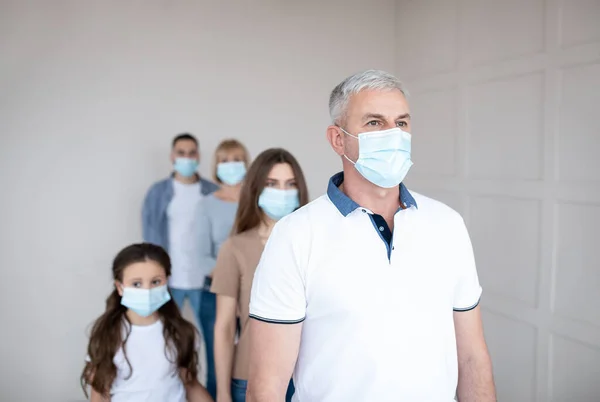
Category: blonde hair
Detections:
[{"x1": 212, "y1": 139, "x2": 250, "y2": 183}]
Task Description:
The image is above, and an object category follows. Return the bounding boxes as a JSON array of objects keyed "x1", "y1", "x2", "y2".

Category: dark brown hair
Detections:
[
  {"x1": 233, "y1": 148, "x2": 309, "y2": 235},
  {"x1": 80, "y1": 243, "x2": 199, "y2": 398},
  {"x1": 172, "y1": 132, "x2": 198, "y2": 148}
]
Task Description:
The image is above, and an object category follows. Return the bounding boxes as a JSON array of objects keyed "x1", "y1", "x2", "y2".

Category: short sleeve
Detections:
[
  {"x1": 452, "y1": 217, "x2": 483, "y2": 311},
  {"x1": 249, "y1": 217, "x2": 307, "y2": 323},
  {"x1": 210, "y1": 238, "x2": 240, "y2": 299}
]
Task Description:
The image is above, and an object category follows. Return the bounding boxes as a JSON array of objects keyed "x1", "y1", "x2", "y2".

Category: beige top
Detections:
[{"x1": 210, "y1": 227, "x2": 264, "y2": 381}]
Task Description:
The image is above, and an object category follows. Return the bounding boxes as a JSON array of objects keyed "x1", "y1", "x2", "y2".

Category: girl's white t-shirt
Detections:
[{"x1": 110, "y1": 319, "x2": 186, "y2": 402}]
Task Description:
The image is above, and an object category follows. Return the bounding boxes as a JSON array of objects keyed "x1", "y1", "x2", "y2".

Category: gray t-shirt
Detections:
[{"x1": 197, "y1": 194, "x2": 238, "y2": 278}]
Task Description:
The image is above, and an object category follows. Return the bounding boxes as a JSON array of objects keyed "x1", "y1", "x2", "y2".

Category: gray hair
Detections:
[{"x1": 328, "y1": 69, "x2": 407, "y2": 125}]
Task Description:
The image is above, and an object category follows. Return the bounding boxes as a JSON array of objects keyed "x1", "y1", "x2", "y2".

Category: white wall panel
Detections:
[
  {"x1": 395, "y1": 0, "x2": 458, "y2": 78},
  {"x1": 470, "y1": 196, "x2": 541, "y2": 307},
  {"x1": 558, "y1": 62, "x2": 600, "y2": 182},
  {"x1": 396, "y1": 0, "x2": 600, "y2": 399},
  {"x1": 554, "y1": 202, "x2": 600, "y2": 327},
  {"x1": 550, "y1": 334, "x2": 600, "y2": 402},
  {"x1": 461, "y1": 0, "x2": 546, "y2": 66},
  {"x1": 410, "y1": 88, "x2": 459, "y2": 177},
  {"x1": 559, "y1": 0, "x2": 600, "y2": 48},
  {"x1": 466, "y1": 72, "x2": 544, "y2": 180}
]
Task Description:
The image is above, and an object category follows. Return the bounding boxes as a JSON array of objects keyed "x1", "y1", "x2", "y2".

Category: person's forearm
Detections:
[
  {"x1": 214, "y1": 323, "x2": 236, "y2": 400},
  {"x1": 457, "y1": 354, "x2": 496, "y2": 402}
]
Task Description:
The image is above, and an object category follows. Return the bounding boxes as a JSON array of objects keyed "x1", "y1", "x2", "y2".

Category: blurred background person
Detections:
[
  {"x1": 197, "y1": 139, "x2": 251, "y2": 399},
  {"x1": 211, "y1": 148, "x2": 308, "y2": 402},
  {"x1": 142, "y1": 133, "x2": 218, "y2": 332}
]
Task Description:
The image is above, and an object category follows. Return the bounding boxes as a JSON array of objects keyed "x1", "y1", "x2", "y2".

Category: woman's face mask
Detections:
[
  {"x1": 217, "y1": 161, "x2": 247, "y2": 186},
  {"x1": 258, "y1": 187, "x2": 300, "y2": 221}
]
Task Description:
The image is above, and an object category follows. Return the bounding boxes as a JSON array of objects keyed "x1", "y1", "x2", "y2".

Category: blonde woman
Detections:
[{"x1": 196, "y1": 139, "x2": 250, "y2": 399}]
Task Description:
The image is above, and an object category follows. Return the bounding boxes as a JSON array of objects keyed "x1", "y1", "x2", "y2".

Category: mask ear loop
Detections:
[
  {"x1": 338, "y1": 126, "x2": 359, "y2": 139},
  {"x1": 343, "y1": 154, "x2": 356, "y2": 165},
  {"x1": 337, "y1": 126, "x2": 359, "y2": 164}
]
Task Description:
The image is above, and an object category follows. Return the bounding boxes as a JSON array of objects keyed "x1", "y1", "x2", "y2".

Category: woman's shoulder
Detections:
[
  {"x1": 203, "y1": 192, "x2": 237, "y2": 209},
  {"x1": 227, "y1": 228, "x2": 260, "y2": 250}
]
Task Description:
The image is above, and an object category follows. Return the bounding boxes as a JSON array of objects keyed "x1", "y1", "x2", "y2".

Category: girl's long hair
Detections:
[
  {"x1": 232, "y1": 147, "x2": 309, "y2": 235},
  {"x1": 80, "y1": 243, "x2": 199, "y2": 398}
]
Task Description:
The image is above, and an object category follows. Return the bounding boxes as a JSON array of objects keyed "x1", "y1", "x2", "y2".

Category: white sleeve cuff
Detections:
[{"x1": 453, "y1": 286, "x2": 482, "y2": 312}]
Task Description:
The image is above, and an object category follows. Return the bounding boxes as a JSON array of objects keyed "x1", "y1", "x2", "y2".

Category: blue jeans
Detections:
[
  {"x1": 170, "y1": 286, "x2": 216, "y2": 399},
  {"x1": 231, "y1": 379, "x2": 295, "y2": 402},
  {"x1": 200, "y1": 278, "x2": 217, "y2": 399},
  {"x1": 170, "y1": 288, "x2": 203, "y2": 319}
]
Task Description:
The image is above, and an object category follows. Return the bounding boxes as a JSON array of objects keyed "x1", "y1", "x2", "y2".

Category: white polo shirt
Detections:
[{"x1": 249, "y1": 172, "x2": 482, "y2": 402}]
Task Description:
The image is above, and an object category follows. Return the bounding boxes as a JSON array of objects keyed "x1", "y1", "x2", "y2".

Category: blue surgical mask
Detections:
[
  {"x1": 258, "y1": 188, "x2": 300, "y2": 221},
  {"x1": 217, "y1": 161, "x2": 247, "y2": 186},
  {"x1": 341, "y1": 127, "x2": 413, "y2": 188},
  {"x1": 120, "y1": 285, "x2": 171, "y2": 317},
  {"x1": 174, "y1": 158, "x2": 199, "y2": 178}
]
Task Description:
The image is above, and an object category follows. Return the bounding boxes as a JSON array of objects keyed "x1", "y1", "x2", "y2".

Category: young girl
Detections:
[
  {"x1": 81, "y1": 243, "x2": 213, "y2": 402},
  {"x1": 211, "y1": 148, "x2": 309, "y2": 402},
  {"x1": 195, "y1": 139, "x2": 250, "y2": 399}
]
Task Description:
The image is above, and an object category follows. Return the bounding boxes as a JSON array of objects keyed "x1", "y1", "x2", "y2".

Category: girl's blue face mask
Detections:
[
  {"x1": 341, "y1": 127, "x2": 413, "y2": 189},
  {"x1": 120, "y1": 285, "x2": 171, "y2": 317},
  {"x1": 258, "y1": 187, "x2": 300, "y2": 221}
]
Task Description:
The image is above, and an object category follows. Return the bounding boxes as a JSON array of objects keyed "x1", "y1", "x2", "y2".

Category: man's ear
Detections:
[
  {"x1": 326, "y1": 125, "x2": 345, "y2": 156},
  {"x1": 115, "y1": 281, "x2": 124, "y2": 297}
]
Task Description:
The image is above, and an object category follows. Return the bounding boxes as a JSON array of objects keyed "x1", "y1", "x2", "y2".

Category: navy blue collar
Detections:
[{"x1": 327, "y1": 172, "x2": 417, "y2": 217}]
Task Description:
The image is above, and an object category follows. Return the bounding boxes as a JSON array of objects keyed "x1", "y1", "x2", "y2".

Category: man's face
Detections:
[
  {"x1": 170, "y1": 139, "x2": 199, "y2": 164},
  {"x1": 340, "y1": 89, "x2": 411, "y2": 162}
]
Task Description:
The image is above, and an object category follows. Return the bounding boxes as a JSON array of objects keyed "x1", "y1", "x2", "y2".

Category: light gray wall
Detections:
[
  {"x1": 396, "y1": 0, "x2": 600, "y2": 401},
  {"x1": 0, "y1": 1, "x2": 396, "y2": 400}
]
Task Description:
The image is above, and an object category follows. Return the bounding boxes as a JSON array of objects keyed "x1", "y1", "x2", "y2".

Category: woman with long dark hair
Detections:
[
  {"x1": 211, "y1": 148, "x2": 309, "y2": 402},
  {"x1": 81, "y1": 243, "x2": 212, "y2": 402}
]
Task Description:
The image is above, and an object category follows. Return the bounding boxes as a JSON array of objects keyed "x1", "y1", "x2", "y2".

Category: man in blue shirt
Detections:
[{"x1": 142, "y1": 133, "x2": 218, "y2": 313}]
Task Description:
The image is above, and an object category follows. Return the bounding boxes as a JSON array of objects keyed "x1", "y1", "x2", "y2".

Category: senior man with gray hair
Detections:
[{"x1": 246, "y1": 70, "x2": 496, "y2": 402}]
